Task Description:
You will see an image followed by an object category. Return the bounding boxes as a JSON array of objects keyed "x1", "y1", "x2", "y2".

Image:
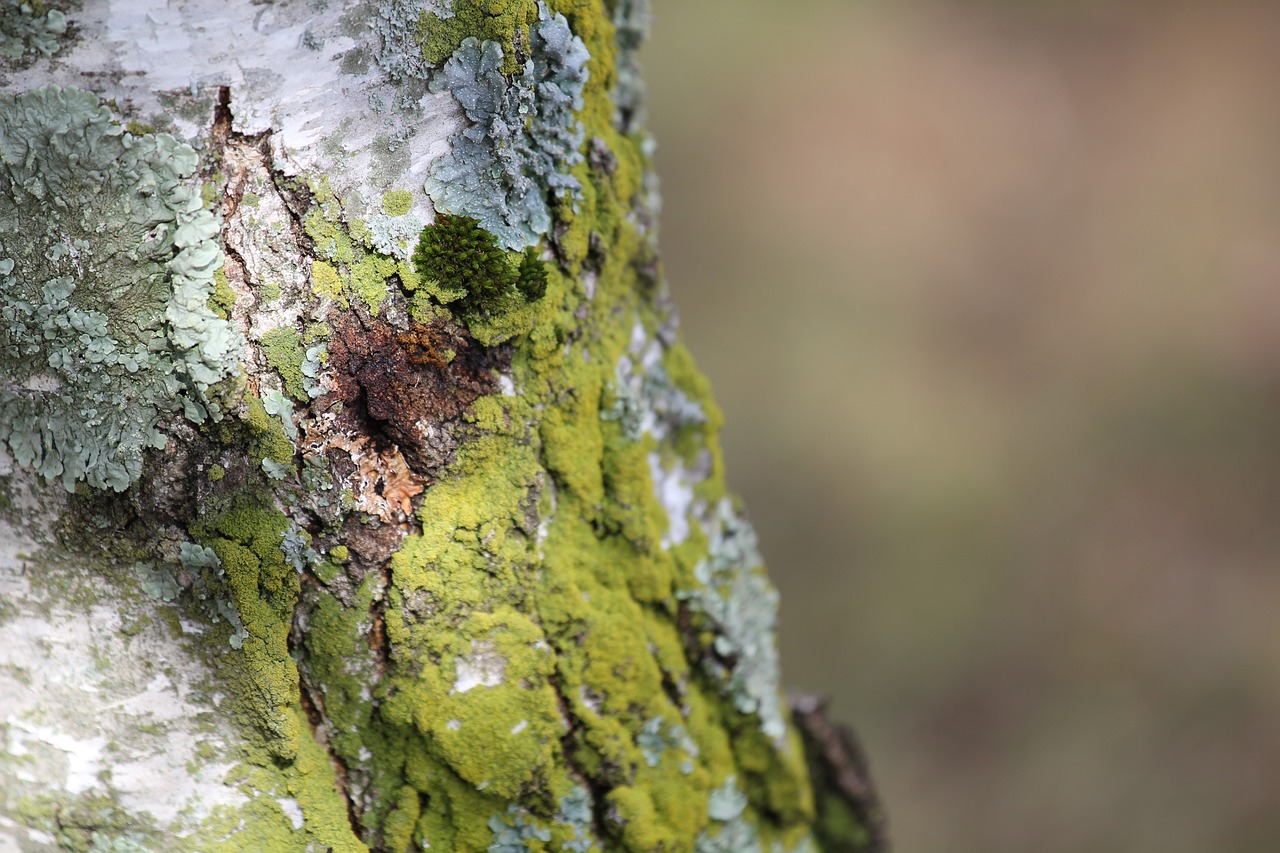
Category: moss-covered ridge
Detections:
[{"x1": 270, "y1": 1, "x2": 823, "y2": 850}]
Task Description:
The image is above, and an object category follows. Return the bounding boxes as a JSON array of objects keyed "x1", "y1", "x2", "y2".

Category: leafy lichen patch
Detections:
[
  {"x1": 0, "y1": 85, "x2": 238, "y2": 492},
  {"x1": 0, "y1": 0, "x2": 73, "y2": 70},
  {"x1": 424, "y1": 3, "x2": 591, "y2": 249}
]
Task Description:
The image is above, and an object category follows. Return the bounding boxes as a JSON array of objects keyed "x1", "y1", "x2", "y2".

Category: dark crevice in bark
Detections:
[
  {"x1": 546, "y1": 670, "x2": 615, "y2": 849},
  {"x1": 293, "y1": 600, "x2": 365, "y2": 844},
  {"x1": 211, "y1": 85, "x2": 233, "y2": 151},
  {"x1": 369, "y1": 558, "x2": 393, "y2": 678}
]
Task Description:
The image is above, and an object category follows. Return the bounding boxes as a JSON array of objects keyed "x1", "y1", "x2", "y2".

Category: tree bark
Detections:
[{"x1": 0, "y1": 2, "x2": 884, "y2": 851}]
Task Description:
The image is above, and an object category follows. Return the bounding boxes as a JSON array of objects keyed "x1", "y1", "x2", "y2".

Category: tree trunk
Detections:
[{"x1": 0, "y1": 2, "x2": 884, "y2": 851}]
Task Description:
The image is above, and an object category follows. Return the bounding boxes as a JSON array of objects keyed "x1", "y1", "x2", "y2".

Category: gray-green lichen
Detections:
[
  {"x1": 371, "y1": 0, "x2": 437, "y2": 83},
  {"x1": 0, "y1": 0, "x2": 71, "y2": 69},
  {"x1": 638, "y1": 717, "x2": 699, "y2": 774},
  {"x1": 604, "y1": 324, "x2": 706, "y2": 442},
  {"x1": 695, "y1": 777, "x2": 818, "y2": 853},
  {"x1": 681, "y1": 499, "x2": 788, "y2": 742},
  {"x1": 611, "y1": 0, "x2": 650, "y2": 132},
  {"x1": 424, "y1": 2, "x2": 589, "y2": 249},
  {"x1": 557, "y1": 786, "x2": 597, "y2": 853},
  {"x1": 487, "y1": 804, "x2": 553, "y2": 853},
  {"x1": 0, "y1": 86, "x2": 239, "y2": 492}
]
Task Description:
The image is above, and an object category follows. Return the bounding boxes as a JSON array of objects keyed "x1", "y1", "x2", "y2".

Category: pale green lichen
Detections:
[
  {"x1": 681, "y1": 499, "x2": 788, "y2": 742},
  {"x1": 301, "y1": 343, "x2": 326, "y2": 398},
  {"x1": 556, "y1": 786, "x2": 597, "y2": 853},
  {"x1": 424, "y1": 2, "x2": 590, "y2": 249},
  {"x1": 638, "y1": 716, "x2": 699, "y2": 774},
  {"x1": 366, "y1": 211, "x2": 423, "y2": 259},
  {"x1": 135, "y1": 561, "x2": 180, "y2": 602},
  {"x1": 373, "y1": 0, "x2": 437, "y2": 83},
  {"x1": 603, "y1": 326, "x2": 707, "y2": 443},
  {"x1": 0, "y1": 85, "x2": 238, "y2": 492},
  {"x1": 488, "y1": 804, "x2": 552, "y2": 852},
  {"x1": 611, "y1": 0, "x2": 650, "y2": 132},
  {"x1": 0, "y1": 0, "x2": 71, "y2": 68},
  {"x1": 260, "y1": 389, "x2": 298, "y2": 442}
]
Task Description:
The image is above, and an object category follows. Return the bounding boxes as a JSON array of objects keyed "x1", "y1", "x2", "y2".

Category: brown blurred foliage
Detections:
[{"x1": 646, "y1": 2, "x2": 1280, "y2": 851}]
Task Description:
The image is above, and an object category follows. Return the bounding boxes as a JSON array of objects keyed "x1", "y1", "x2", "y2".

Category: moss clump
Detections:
[
  {"x1": 412, "y1": 214, "x2": 548, "y2": 317},
  {"x1": 516, "y1": 248, "x2": 550, "y2": 301}
]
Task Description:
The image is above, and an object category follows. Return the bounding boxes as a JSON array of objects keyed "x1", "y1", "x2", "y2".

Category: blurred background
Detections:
[{"x1": 644, "y1": 1, "x2": 1280, "y2": 851}]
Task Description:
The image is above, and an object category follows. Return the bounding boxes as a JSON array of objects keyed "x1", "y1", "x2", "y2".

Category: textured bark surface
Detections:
[{"x1": 0, "y1": 2, "x2": 883, "y2": 851}]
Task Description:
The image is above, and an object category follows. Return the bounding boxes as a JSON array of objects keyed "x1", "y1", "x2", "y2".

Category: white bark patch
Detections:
[
  {"x1": 647, "y1": 451, "x2": 701, "y2": 547},
  {"x1": 277, "y1": 797, "x2": 306, "y2": 831},
  {"x1": 451, "y1": 639, "x2": 506, "y2": 693},
  {"x1": 1, "y1": 0, "x2": 461, "y2": 222},
  {"x1": 0, "y1": 506, "x2": 247, "y2": 834},
  {"x1": 5, "y1": 722, "x2": 107, "y2": 794}
]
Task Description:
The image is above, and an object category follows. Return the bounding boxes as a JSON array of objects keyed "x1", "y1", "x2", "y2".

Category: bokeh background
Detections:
[{"x1": 643, "y1": 2, "x2": 1280, "y2": 851}]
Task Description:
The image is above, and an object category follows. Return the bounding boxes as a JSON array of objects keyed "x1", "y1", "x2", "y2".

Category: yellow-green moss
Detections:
[{"x1": 417, "y1": 0, "x2": 541, "y2": 76}]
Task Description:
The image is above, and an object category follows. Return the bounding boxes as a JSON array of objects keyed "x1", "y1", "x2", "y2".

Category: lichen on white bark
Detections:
[
  {"x1": 1, "y1": 0, "x2": 461, "y2": 223},
  {"x1": 0, "y1": 474, "x2": 247, "y2": 846}
]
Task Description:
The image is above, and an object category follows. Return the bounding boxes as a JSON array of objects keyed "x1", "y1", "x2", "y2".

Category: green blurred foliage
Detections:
[{"x1": 647, "y1": 1, "x2": 1280, "y2": 851}]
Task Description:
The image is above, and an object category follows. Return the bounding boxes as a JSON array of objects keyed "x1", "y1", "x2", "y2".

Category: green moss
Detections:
[
  {"x1": 302, "y1": 177, "x2": 414, "y2": 314},
  {"x1": 412, "y1": 214, "x2": 548, "y2": 319},
  {"x1": 349, "y1": 252, "x2": 394, "y2": 314},
  {"x1": 310, "y1": 259, "x2": 347, "y2": 306},
  {"x1": 209, "y1": 463, "x2": 227, "y2": 481},
  {"x1": 243, "y1": 393, "x2": 295, "y2": 469},
  {"x1": 259, "y1": 327, "x2": 308, "y2": 401}
]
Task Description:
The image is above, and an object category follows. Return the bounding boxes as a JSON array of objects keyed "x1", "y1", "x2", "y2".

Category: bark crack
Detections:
[{"x1": 293, "y1": 578, "x2": 366, "y2": 844}]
